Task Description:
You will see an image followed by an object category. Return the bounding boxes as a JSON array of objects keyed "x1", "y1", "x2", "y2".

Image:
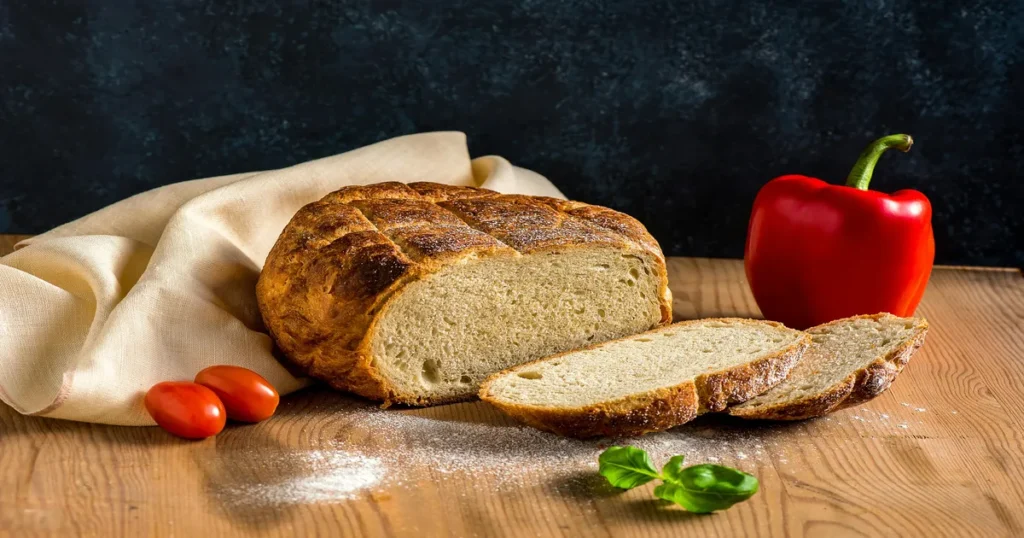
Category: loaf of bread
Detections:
[
  {"x1": 480, "y1": 319, "x2": 809, "y2": 438},
  {"x1": 256, "y1": 182, "x2": 672, "y2": 406}
]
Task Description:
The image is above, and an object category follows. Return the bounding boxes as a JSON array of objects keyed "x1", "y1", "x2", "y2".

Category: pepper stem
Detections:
[{"x1": 844, "y1": 134, "x2": 914, "y2": 190}]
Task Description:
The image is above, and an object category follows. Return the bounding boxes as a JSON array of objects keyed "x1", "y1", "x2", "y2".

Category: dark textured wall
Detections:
[{"x1": 2, "y1": 1, "x2": 1021, "y2": 266}]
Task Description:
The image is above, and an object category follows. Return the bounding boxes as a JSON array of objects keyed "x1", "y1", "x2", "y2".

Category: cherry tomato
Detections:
[
  {"x1": 194, "y1": 365, "x2": 279, "y2": 423},
  {"x1": 144, "y1": 382, "x2": 226, "y2": 439}
]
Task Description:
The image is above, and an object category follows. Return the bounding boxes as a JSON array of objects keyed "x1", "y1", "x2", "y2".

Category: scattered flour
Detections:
[
  {"x1": 214, "y1": 395, "x2": 934, "y2": 507},
  {"x1": 219, "y1": 450, "x2": 385, "y2": 506},
  {"x1": 323, "y1": 398, "x2": 781, "y2": 490}
]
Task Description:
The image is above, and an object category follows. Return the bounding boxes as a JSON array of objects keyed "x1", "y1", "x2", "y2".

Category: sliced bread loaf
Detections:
[
  {"x1": 728, "y1": 313, "x2": 928, "y2": 421},
  {"x1": 257, "y1": 182, "x2": 672, "y2": 406},
  {"x1": 479, "y1": 319, "x2": 809, "y2": 438}
]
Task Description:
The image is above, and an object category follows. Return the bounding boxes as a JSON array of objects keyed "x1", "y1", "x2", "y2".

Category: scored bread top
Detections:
[{"x1": 256, "y1": 182, "x2": 672, "y2": 403}]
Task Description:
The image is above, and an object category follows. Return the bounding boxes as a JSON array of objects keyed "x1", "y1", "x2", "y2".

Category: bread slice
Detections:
[
  {"x1": 257, "y1": 182, "x2": 672, "y2": 406},
  {"x1": 728, "y1": 313, "x2": 928, "y2": 420},
  {"x1": 479, "y1": 319, "x2": 809, "y2": 438}
]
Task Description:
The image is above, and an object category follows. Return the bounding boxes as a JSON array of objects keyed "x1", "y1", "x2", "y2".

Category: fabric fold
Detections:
[{"x1": 0, "y1": 132, "x2": 565, "y2": 425}]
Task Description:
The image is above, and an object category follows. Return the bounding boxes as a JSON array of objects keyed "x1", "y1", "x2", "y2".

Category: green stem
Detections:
[{"x1": 844, "y1": 134, "x2": 914, "y2": 190}]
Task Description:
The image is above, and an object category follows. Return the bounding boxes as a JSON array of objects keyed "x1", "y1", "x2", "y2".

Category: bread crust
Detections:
[
  {"x1": 696, "y1": 336, "x2": 809, "y2": 414},
  {"x1": 479, "y1": 319, "x2": 809, "y2": 438},
  {"x1": 257, "y1": 182, "x2": 672, "y2": 406},
  {"x1": 727, "y1": 313, "x2": 929, "y2": 421}
]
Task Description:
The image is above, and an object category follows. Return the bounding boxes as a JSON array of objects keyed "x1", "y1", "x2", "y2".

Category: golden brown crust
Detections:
[
  {"x1": 538, "y1": 199, "x2": 662, "y2": 257},
  {"x1": 488, "y1": 382, "x2": 701, "y2": 439},
  {"x1": 319, "y1": 181, "x2": 423, "y2": 205},
  {"x1": 407, "y1": 181, "x2": 501, "y2": 202},
  {"x1": 727, "y1": 313, "x2": 929, "y2": 421},
  {"x1": 479, "y1": 319, "x2": 808, "y2": 438},
  {"x1": 257, "y1": 182, "x2": 672, "y2": 406},
  {"x1": 439, "y1": 196, "x2": 626, "y2": 254},
  {"x1": 348, "y1": 198, "x2": 515, "y2": 263},
  {"x1": 696, "y1": 335, "x2": 810, "y2": 414}
]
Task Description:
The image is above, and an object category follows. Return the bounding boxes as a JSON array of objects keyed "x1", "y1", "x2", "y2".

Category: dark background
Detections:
[{"x1": 2, "y1": 1, "x2": 1022, "y2": 266}]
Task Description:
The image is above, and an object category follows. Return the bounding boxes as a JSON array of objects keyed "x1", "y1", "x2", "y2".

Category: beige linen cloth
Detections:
[{"x1": 0, "y1": 132, "x2": 565, "y2": 425}]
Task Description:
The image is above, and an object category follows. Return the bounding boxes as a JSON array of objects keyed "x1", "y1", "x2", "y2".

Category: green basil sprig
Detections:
[{"x1": 598, "y1": 446, "x2": 759, "y2": 513}]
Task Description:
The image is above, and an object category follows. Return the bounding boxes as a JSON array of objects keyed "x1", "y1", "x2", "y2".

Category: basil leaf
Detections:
[
  {"x1": 654, "y1": 464, "x2": 759, "y2": 513},
  {"x1": 598, "y1": 446, "x2": 661, "y2": 489},
  {"x1": 661, "y1": 455, "x2": 685, "y2": 483}
]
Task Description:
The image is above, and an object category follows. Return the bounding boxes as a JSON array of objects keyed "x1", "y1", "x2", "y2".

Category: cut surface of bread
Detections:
[
  {"x1": 479, "y1": 319, "x2": 809, "y2": 438},
  {"x1": 257, "y1": 182, "x2": 671, "y2": 406},
  {"x1": 369, "y1": 248, "x2": 664, "y2": 402},
  {"x1": 728, "y1": 313, "x2": 928, "y2": 420}
]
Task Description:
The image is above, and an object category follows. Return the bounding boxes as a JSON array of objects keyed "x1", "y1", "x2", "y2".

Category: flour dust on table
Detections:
[
  {"x1": 205, "y1": 394, "x2": 858, "y2": 510},
  {"x1": 213, "y1": 392, "x2": 939, "y2": 511},
  {"x1": 216, "y1": 450, "x2": 386, "y2": 507}
]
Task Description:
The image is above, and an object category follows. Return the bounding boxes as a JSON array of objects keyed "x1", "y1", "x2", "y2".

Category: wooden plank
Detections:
[{"x1": 1, "y1": 234, "x2": 1022, "y2": 537}]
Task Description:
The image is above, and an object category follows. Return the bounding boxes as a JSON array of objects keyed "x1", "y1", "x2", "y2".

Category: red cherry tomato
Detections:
[
  {"x1": 144, "y1": 382, "x2": 226, "y2": 439},
  {"x1": 194, "y1": 365, "x2": 279, "y2": 423}
]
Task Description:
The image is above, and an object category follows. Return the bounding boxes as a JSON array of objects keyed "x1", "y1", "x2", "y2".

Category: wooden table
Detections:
[{"x1": 2, "y1": 234, "x2": 1022, "y2": 538}]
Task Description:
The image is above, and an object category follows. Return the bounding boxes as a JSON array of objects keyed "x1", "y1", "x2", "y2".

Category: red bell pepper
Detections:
[{"x1": 744, "y1": 134, "x2": 934, "y2": 329}]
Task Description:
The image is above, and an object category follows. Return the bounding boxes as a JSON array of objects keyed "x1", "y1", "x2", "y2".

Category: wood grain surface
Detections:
[{"x1": 2, "y1": 235, "x2": 1023, "y2": 538}]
